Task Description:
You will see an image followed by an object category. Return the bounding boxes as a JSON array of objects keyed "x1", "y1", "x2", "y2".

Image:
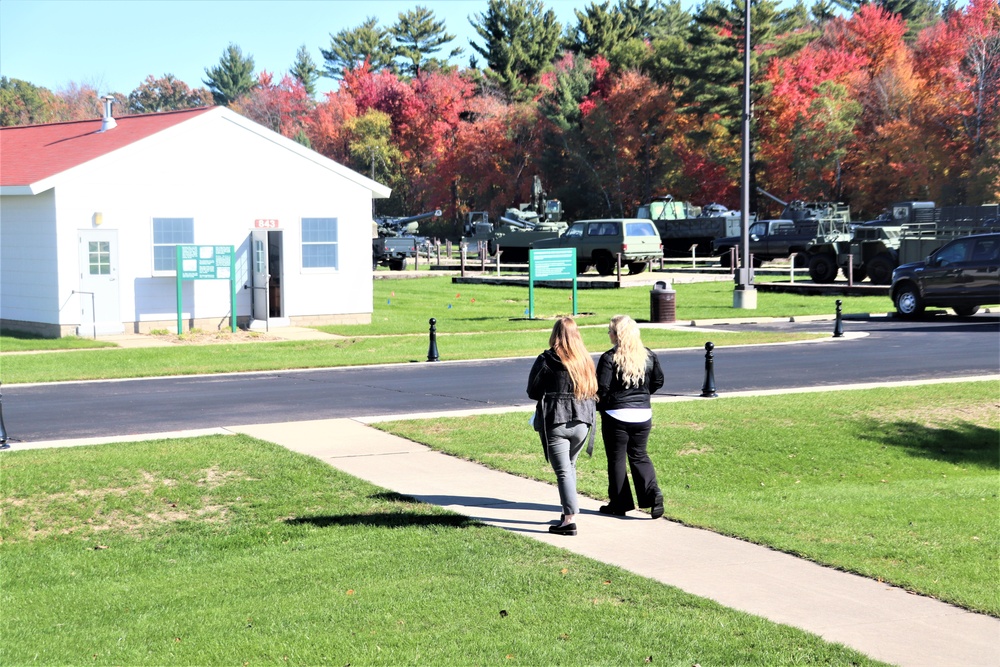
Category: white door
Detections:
[
  {"x1": 78, "y1": 229, "x2": 123, "y2": 336},
  {"x1": 251, "y1": 230, "x2": 270, "y2": 322}
]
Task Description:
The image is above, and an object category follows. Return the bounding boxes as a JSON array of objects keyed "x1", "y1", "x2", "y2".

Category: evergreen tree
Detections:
[
  {"x1": 392, "y1": 6, "x2": 462, "y2": 77},
  {"x1": 320, "y1": 17, "x2": 396, "y2": 79},
  {"x1": 203, "y1": 43, "x2": 257, "y2": 106},
  {"x1": 291, "y1": 45, "x2": 320, "y2": 97},
  {"x1": 831, "y1": 0, "x2": 942, "y2": 37},
  {"x1": 469, "y1": 0, "x2": 563, "y2": 100},
  {"x1": 0, "y1": 77, "x2": 56, "y2": 126}
]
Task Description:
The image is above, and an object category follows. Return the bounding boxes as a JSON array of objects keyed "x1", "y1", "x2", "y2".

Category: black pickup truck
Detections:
[{"x1": 712, "y1": 219, "x2": 822, "y2": 270}]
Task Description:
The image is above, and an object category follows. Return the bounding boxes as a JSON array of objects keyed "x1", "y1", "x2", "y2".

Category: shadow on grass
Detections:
[
  {"x1": 285, "y1": 513, "x2": 481, "y2": 529},
  {"x1": 858, "y1": 418, "x2": 1000, "y2": 468}
]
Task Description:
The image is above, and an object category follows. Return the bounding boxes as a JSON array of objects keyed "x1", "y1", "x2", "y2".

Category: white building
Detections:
[{"x1": 0, "y1": 104, "x2": 389, "y2": 337}]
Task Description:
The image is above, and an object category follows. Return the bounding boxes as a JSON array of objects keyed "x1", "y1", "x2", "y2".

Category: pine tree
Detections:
[
  {"x1": 203, "y1": 43, "x2": 257, "y2": 106},
  {"x1": 392, "y1": 6, "x2": 462, "y2": 77},
  {"x1": 320, "y1": 17, "x2": 396, "y2": 80},
  {"x1": 291, "y1": 45, "x2": 320, "y2": 97},
  {"x1": 470, "y1": 0, "x2": 563, "y2": 99}
]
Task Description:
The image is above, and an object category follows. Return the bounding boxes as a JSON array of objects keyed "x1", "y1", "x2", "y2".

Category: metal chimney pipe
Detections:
[{"x1": 98, "y1": 95, "x2": 117, "y2": 132}]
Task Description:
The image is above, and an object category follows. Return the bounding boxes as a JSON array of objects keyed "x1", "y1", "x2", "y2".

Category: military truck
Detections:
[
  {"x1": 461, "y1": 176, "x2": 567, "y2": 262},
  {"x1": 372, "y1": 209, "x2": 441, "y2": 271},
  {"x1": 636, "y1": 196, "x2": 744, "y2": 256},
  {"x1": 533, "y1": 218, "x2": 663, "y2": 275},
  {"x1": 711, "y1": 218, "x2": 847, "y2": 279}
]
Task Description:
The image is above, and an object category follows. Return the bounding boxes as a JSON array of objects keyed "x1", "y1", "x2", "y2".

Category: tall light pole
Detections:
[{"x1": 734, "y1": 0, "x2": 757, "y2": 309}]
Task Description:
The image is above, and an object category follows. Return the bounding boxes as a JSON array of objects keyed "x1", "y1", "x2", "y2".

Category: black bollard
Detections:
[
  {"x1": 833, "y1": 299, "x2": 844, "y2": 338},
  {"x1": 700, "y1": 342, "x2": 718, "y2": 398},
  {"x1": 0, "y1": 382, "x2": 9, "y2": 449},
  {"x1": 427, "y1": 317, "x2": 439, "y2": 362}
]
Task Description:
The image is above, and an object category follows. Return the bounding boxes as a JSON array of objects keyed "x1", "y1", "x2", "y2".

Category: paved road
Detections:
[{"x1": 4, "y1": 315, "x2": 998, "y2": 442}]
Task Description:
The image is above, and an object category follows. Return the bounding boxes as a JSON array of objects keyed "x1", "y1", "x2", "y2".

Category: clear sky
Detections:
[{"x1": 0, "y1": 0, "x2": 592, "y2": 98}]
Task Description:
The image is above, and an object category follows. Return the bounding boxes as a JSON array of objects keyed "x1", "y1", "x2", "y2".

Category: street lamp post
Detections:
[{"x1": 734, "y1": 0, "x2": 757, "y2": 309}]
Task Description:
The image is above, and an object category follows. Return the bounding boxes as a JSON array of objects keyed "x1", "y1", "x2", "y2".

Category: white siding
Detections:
[{"x1": 0, "y1": 191, "x2": 60, "y2": 324}]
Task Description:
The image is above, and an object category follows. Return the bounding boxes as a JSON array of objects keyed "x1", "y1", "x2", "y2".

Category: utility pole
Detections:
[{"x1": 734, "y1": 0, "x2": 757, "y2": 309}]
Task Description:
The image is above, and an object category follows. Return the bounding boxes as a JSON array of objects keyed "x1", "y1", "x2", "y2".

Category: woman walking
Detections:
[
  {"x1": 597, "y1": 314, "x2": 665, "y2": 519},
  {"x1": 527, "y1": 317, "x2": 598, "y2": 536}
]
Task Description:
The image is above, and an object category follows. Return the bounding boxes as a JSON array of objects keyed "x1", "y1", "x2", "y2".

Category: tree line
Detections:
[{"x1": 2, "y1": 0, "x2": 997, "y2": 238}]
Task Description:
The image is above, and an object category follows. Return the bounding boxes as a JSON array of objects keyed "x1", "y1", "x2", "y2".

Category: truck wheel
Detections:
[
  {"x1": 595, "y1": 255, "x2": 616, "y2": 276},
  {"x1": 487, "y1": 239, "x2": 498, "y2": 257},
  {"x1": 627, "y1": 262, "x2": 648, "y2": 275},
  {"x1": 389, "y1": 259, "x2": 405, "y2": 271},
  {"x1": 845, "y1": 265, "x2": 867, "y2": 282},
  {"x1": 865, "y1": 255, "x2": 895, "y2": 285},
  {"x1": 808, "y1": 254, "x2": 837, "y2": 283},
  {"x1": 718, "y1": 252, "x2": 733, "y2": 268},
  {"x1": 953, "y1": 305, "x2": 980, "y2": 317},
  {"x1": 894, "y1": 283, "x2": 924, "y2": 317}
]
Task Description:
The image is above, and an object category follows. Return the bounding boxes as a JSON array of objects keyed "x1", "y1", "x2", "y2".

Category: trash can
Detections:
[{"x1": 650, "y1": 280, "x2": 676, "y2": 323}]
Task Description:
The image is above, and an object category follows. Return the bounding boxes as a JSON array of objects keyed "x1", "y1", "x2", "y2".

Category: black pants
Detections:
[{"x1": 601, "y1": 414, "x2": 659, "y2": 512}]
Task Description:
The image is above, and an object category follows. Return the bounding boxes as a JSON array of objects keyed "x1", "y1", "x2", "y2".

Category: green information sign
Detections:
[
  {"x1": 528, "y1": 248, "x2": 577, "y2": 319},
  {"x1": 175, "y1": 245, "x2": 237, "y2": 333}
]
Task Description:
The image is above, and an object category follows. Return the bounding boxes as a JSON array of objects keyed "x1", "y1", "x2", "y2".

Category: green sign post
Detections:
[
  {"x1": 175, "y1": 245, "x2": 237, "y2": 334},
  {"x1": 528, "y1": 248, "x2": 577, "y2": 319}
]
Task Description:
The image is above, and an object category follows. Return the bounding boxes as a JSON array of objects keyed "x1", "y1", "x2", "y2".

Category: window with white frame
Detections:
[
  {"x1": 302, "y1": 217, "x2": 338, "y2": 269},
  {"x1": 152, "y1": 217, "x2": 194, "y2": 273}
]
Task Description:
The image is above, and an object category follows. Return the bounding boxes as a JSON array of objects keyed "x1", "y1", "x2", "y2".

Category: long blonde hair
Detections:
[
  {"x1": 549, "y1": 317, "x2": 598, "y2": 400},
  {"x1": 609, "y1": 314, "x2": 647, "y2": 387}
]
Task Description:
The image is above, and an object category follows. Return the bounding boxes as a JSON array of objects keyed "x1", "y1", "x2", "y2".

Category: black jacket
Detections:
[
  {"x1": 526, "y1": 349, "x2": 597, "y2": 458},
  {"x1": 596, "y1": 348, "x2": 664, "y2": 412}
]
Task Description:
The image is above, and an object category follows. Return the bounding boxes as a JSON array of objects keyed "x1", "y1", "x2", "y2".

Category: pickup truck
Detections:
[
  {"x1": 372, "y1": 236, "x2": 417, "y2": 271},
  {"x1": 712, "y1": 218, "x2": 851, "y2": 282},
  {"x1": 532, "y1": 218, "x2": 663, "y2": 275}
]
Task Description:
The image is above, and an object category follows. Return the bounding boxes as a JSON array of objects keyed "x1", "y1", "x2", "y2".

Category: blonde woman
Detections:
[
  {"x1": 596, "y1": 315, "x2": 665, "y2": 519},
  {"x1": 527, "y1": 317, "x2": 598, "y2": 536}
]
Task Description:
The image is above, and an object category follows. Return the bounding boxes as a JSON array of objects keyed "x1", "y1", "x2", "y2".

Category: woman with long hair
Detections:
[
  {"x1": 596, "y1": 314, "x2": 665, "y2": 518},
  {"x1": 527, "y1": 317, "x2": 598, "y2": 536}
]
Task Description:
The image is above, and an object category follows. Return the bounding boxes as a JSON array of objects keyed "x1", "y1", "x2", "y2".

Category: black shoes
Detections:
[
  {"x1": 651, "y1": 492, "x2": 664, "y2": 519},
  {"x1": 549, "y1": 523, "x2": 577, "y2": 536},
  {"x1": 598, "y1": 505, "x2": 628, "y2": 516}
]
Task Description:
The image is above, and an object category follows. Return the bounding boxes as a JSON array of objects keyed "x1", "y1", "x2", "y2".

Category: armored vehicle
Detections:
[{"x1": 373, "y1": 209, "x2": 441, "y2": 271}]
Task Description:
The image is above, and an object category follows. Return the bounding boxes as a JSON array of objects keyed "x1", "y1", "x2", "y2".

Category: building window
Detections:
[
  {"x1": 89, "y1": 241, "x2": 111, "y2": 275},
  {"x1": 152, "y1": 218, "x2": 194, "y2": 273},
  {"x1": 302, "y1": 217, "x2": 338, "y2": 269}
]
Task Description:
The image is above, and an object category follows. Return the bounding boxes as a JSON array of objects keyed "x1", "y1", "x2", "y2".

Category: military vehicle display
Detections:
[
  {"x1": 372, "y1": 209, "x2": 441, "y2": 270},
  {"x1": 461, "y1": 176, "x2": 567, "y2": 262},
  {"x1": 636, "y1": 196, "x2": 744, "y2": 256}
]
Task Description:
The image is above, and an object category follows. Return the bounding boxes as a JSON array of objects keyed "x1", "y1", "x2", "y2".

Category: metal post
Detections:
[
  {"x1": 0, "y1": 382, "x2": 9, "y2": 449},
  {"x1": 847, "y1": 253, "x2": 854, "y2": 286},
  {"x1": 427, "y1": 317, "x2": 440, "y2": 362},
  {"x1": 496, "y1": 250, "x2": 502, "y2": 276},
  {"x1": 616, "y1": 253, "x2": 622, "y2": 286},
  {"x1": 701, "y1": 342, "x2": 718, "y2": 398},
  {"x1": 690, "y1": 244, "x2": 697, "y2": 269},
  {"x1": 790, "y1": 253, "x2": 796, "y2": 283},
  {"x1": 460, "y1": 245, "x2": 467, "y2": 277},
  {"x1": 833, "y1": 299, "x2": 844, "y2": 338}
]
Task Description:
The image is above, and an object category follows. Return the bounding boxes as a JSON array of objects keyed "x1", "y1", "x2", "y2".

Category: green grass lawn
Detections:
[
  {"x1": 0, "y1": 436, "x2": 884, "y2": 666},
  {"x1": 375, "y1": 381, "x2": 1000, "y2": 617},
  {"x1": 1, "y1": 276, "x2": 878, "y2": 383}
]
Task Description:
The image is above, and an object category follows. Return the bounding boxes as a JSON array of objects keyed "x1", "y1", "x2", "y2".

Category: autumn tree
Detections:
[
  {"x1": 321, "y1": 17, "x2": 396, "y2": 79},
  {"x1": 470, "y1": 0, "x2": 563, "y2": 100},
  {"x1": 203, "y1": 43, "x2": 257, "y2": 106},
  {"x1": 391, "y1": 6, "x2": 462, "y2": 77},
  {"x1": 291, "y1": 45, "x2": 321, "y2": 97},
  {"x1": 0, "y1": 77, "x2": 56, "y2": 126},
  {"x1": 127, "y1": 74, "x2": 212, "y2": 114},
  {"x1": 231, "y1": 71, "x2": 312, "y2": 140}
]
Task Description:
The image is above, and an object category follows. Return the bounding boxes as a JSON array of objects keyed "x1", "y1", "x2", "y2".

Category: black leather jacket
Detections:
[
  {"x1": 527, "y1": 349, "x2": 597, "y2": 458},
  {"x1": 596, "y1": 348, "x2": 664, "y2": 412}
]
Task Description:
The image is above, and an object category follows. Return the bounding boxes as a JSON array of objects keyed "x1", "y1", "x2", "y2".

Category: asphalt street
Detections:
[{"x1": 4, "y1": 315, "x2": 998, "y2": 442}]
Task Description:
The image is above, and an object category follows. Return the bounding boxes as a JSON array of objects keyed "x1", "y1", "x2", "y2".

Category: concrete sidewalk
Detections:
[{"x1": 226, "y1": 417, "x2": 998, "y2": 667}]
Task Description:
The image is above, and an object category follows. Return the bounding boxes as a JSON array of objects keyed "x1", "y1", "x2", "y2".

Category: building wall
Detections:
[
  {"x1": 0, "y1": 191, "x2": 62, "y2": 333},
  {"x1": 3, "y1": 109, "x2": 377, "y2": 336}
]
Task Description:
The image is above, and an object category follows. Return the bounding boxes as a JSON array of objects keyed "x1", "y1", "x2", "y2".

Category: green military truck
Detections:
[
  {"x1": 636, "y1": 196, "x2": 742, "y2": 256},
  {"x1": 532, "y1": 218, "x2": 663, "y2": 275}
]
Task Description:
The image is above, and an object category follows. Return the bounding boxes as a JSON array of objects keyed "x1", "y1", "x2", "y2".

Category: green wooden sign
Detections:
[
  {"x1": 528, "y1": 248, "x2": 577, "y2": 319},
  {"x1": 175, "y1": 245, "x2": 237, "y2": 333}
]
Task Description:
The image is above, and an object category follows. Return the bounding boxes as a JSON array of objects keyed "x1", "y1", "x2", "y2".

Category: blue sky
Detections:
[{"x1": 0, "y1": 0, "x2": 593, "y2": 98}]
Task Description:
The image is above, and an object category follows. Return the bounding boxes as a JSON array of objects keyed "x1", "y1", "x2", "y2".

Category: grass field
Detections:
[
  {"x1": 374, "y1": 381, "x2": 1000, "y2": 617},
  {"x1": 0, "y1": 436, "x2": 885, "y2": 666}
]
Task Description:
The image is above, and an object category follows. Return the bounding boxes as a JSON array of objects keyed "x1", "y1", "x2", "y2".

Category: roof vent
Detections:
[{"x1": 98, "y1": 95, "x2": 117, "y2": 133}]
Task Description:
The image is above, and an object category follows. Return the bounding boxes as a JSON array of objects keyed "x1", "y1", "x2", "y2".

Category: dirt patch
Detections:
[{"x1": 163, "y1": 329, "x2": 285, "y2": 345}]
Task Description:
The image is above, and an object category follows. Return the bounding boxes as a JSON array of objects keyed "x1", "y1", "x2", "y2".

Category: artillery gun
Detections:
[
  {"x1": 462, "y1": 176, "x2": 567, "y2": 262},
  {"x1": 372, "y1": 209, "x2": 441, "y2": 271}
]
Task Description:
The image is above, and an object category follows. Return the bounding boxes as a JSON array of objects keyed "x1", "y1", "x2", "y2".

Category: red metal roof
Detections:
[{"x1": 0, "y1": 107, "x2": 214, "y2": 187}]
